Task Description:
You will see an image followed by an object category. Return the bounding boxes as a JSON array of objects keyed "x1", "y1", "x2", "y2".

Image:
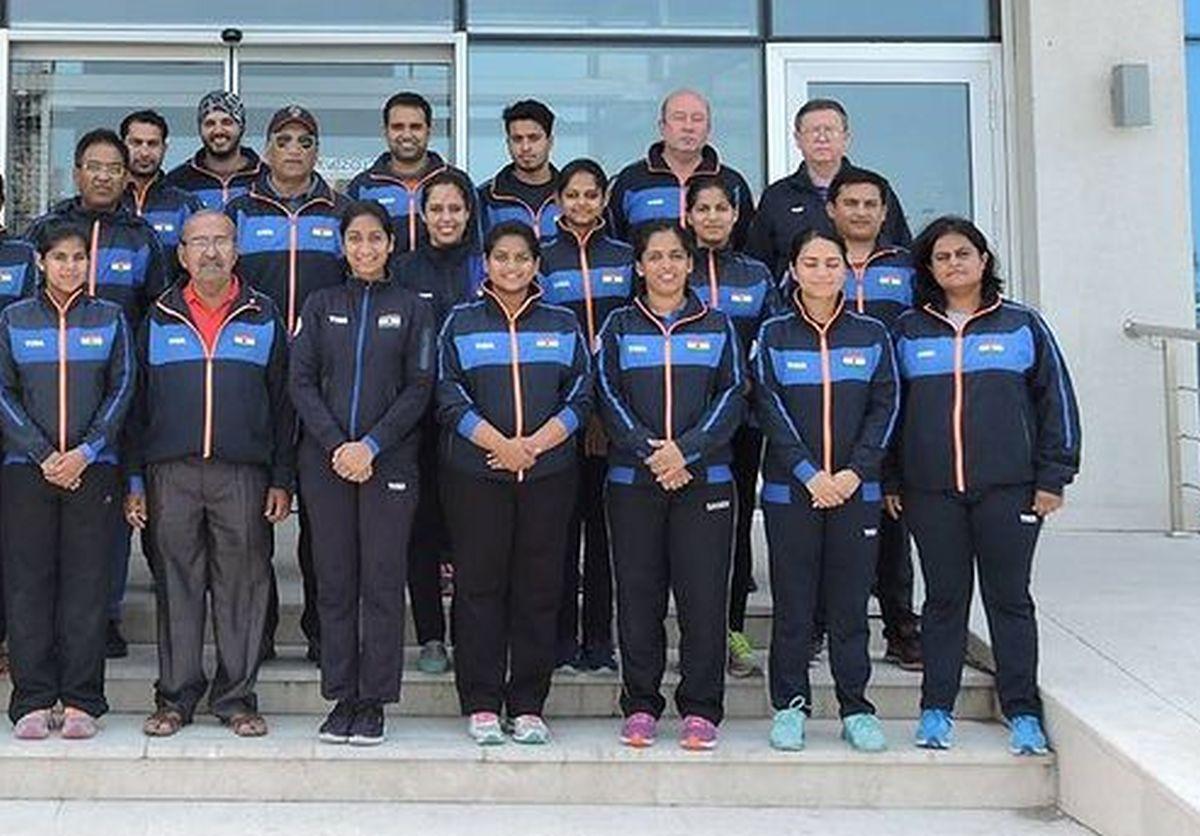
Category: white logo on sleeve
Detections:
[
  {"x1": 377, "y1": 313, "x2": 402, "y2": 329},
  {"x1": 706, "y1": 499, "x2": 731, "y2": 512},
  {"x1": 328, "y1": 314, "x2": 349, "y2": 325}
]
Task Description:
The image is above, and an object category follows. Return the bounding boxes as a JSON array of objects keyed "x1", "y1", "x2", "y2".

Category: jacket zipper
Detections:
[{"x1": 348, "y1": 286, "x2": 372, "y2": 438}]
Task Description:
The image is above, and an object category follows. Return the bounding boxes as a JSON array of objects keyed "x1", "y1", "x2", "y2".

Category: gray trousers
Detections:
[{"x1": 148, "y1": 457, "x2": 272, "y2": 721}]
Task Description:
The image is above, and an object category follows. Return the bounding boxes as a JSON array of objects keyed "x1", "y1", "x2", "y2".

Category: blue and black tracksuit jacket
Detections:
[
  {"x1": 596, "y1": 289, "x2": 747, "y2": 487},
  {"x1": 25, "y1": 199, "x2": 168, "y2": 329},
  {"x1": 0, "y1": 288, "x2": 134, "y2": 467},
  {"x1": 0, "y1": 231, "x2": 38, "y2": 311},
  {"x1": 891, "y1": 297, "x2": 1081, "y2": 495},
  {"x1": 289, "y1": 275, "x2": 435, "y2": 464},
  {"x1": 436, "y1": 283, "x2": 593, "y2": 482},
  {"x1": 225, "y1": 172, "x2": 350, "y2": 336},
  {"x1": 346, "y1": 151, "x2": 478, "y2": 255},
  {"x1": 393, "y1": 241, "x2": 485, "y2": 326},
  {"x1": 608, "y1": 142, "x2": 755, "y2": 248},
  {"x1": 127, "y1": 282, "x2": 294, "y2": 491},
  {"x1": 477, "y1": 163, "x2": 561, "y2": 242},
  {"x1": 538, "y1": 221, "x2": 634, "y2": 350},
  {"x1": 163, "y1": 147, "x2": 265, "y2": 211},
  {"x1": 123, "y1": 172, "x2": 205, "y2": 252},
  {"x1": 779, "y1": 245, "x2": 915, "y2": 330},
  {"x1": 688, "y1": 245, "x2": 781, "y2": 362},
  {"x1": 747, "y1": 159, "x2": 912, "y2": 277},
  {"x1": 753, "y1": 292, "x2": 899, "y2": 505}
]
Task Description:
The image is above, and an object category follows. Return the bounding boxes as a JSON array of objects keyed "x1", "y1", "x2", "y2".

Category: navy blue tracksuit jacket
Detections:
[
  {"x1": 753, "y1": 293, "x2": 899, "y2": 502},
  {"x1": 478, "y1": 163, "x2": 561, "y2": 242},
  {"x1": 0, "y1": 231, "x2": 38, "y2": 310},
  {"x1": 595, "y1": 289, "x2": 747, "y2": 486},
  {"x1": 436, "y1": 283, "x2": 592, "y2": 482},
  {"x1": 226, "y1": 173, "x2": 350, "y2": 335},
  {"x1": 289, "y1": 275, "x2": 436, "y2": 461},
  {"x1": 25, "y1": 199, "x2": 168, "y2": 329},
  {"x1": 0, "y1": 289, "x2": 134, "y2": 466},
  {"x1": 164, "y1": 147, "x2": 265, "y2": 211},
  {"x1": 538, "y1": 221, "x2": 634, "y2": 350},
  {"x1": 608, "y1": 143, "x2": 755, "y2": 247},
  {"x1": 891, "y1": 298, "x2": 1081, "y2": 495},
  {"x1": 393, "y1": 241, "x2": 485, "y2": 326},
  {"x1": 688, "y1": 245, "x2": 780, "y2": 361}
]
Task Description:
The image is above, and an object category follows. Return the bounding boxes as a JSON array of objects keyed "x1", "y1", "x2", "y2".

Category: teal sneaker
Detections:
[
  {"x1": 769, "y1": 696, "x2": 807, "y2": 751},
  {"x1": 915, "y1": 708, "x2": 954, "y2": 750},
  {"x1": 1008, "y1": 714, "x2": 1049, "y2": 755},
  {"x1": 842, "y1": 712, "x2": 888, "y2": 752},
  {"x1": 511, "y1": 714, "x2": 551, "y2": 745}
]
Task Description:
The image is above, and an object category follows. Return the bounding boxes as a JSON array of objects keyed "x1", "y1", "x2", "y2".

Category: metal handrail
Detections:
[{"x1": 1123, "y1": 319, "x2": 1200, "y2": 533}]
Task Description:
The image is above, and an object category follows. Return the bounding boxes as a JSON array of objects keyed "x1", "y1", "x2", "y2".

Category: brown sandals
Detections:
[
  {"x1": 142, "y1": 708, "x2": 187, "y2": 737},
  {"x1": 224, "y1": 712, "x2": 268, "y2": 737}
]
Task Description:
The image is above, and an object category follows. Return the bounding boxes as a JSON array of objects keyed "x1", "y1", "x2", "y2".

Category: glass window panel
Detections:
[
  {"x1": 7, "y1": 59, "x2": 225, "y2": 233},
  {"x1": 468, "y1": 0, "x2": 758, "y2": 35},
  {"x1": 774, "y1": 0, "x2": 994, "y2": 38},
  {"x1": 1186, "y1": 43, "x2": 1200, "y2": 320},
  {"x1": 238, "y1": 61, "x2": 454, "y2": 193},
  {"x1": 468, "y1": 45, "x2": 763, "y2": 195},
  {"x1": 8, "y1": 0, "x2": 452, "y2": 27},
  {"x1": 1189, "y1": 0, "x2": 1200, "y2": 38},
  {"x1": 808, "y1": 81, "x2": 972, "y2": 235}
]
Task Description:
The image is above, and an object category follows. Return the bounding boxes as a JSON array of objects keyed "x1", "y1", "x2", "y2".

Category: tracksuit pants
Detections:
[
  {"x1": 299, "y1": 440, "x2": 417, "y2": 704},
  {"x1": 905, "y1": 484, "x2": 1043, "y2": 719},
  {"x1": 408, "y1": 427, "x2": 448, "y2": 646},
  {"x1": 608, "y1": 479, "x2": 734, "y2": 725},
  {"x1": 148, "y1": 457, "x2": 272, "y2": 722},
  {"x1": 728, "y1": 426, "x2": 762, "y2": 633},
  {"x1": 764, "y1": 493, "x2": 879, "y2": 717},
  {"x1": 874, "y1": 512, "x2": 919, "y2": 640},
  {"x1": 2, "y1": 464, "x2": 118, "y2": 723},
  {"x1": 443, "y1": 466, "x2": 577, "y2": 717},
  {"x1": 556, "y1": 450, "x2": 613, "y2": 660}
]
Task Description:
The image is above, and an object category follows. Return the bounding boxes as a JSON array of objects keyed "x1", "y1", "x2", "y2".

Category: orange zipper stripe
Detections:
[
  {"x1": 632, "y1": 297, "x2": 709, "y2": 445},
  {"x1": 819, "y1": 330, "x2": 833, "y2": 474},
  {"x1": 57, "y1": 308, "x2": 68, "y2": 452},
  {"x1": 707, "y1": 249, "x2": 720, "y2": 310},
  {"x1": 287, "y1": 218, "x2": 299, "y2": 334},
  {"x1": 577, "y1": 228, "x2": 597, "y2": 350},
  {"x1": 87, "y1": 219, "x2": 100, "y2": 298}
]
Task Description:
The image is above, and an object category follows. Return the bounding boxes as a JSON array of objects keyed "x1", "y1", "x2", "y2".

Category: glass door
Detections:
[{"x1": 765, "y1": 43, "x2": 1006, "y2": 275}]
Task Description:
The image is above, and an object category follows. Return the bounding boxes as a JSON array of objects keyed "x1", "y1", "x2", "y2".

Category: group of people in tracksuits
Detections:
[{"x1": 0, "y1": 87, "x2": 1079, "y2": 757}]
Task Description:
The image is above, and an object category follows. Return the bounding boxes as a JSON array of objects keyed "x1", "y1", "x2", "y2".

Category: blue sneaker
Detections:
[
  {"x1": 769, "y1": 696, "x2": 807, "y2": 751},
  {"x1": 915, "y1": 708, "x2": 954, "y2": 749},
  {"x1": 1008, "y1": 714, "x2": 1049, "y2": 755},
  {"x1": 842, "y1": 713, "x2": 888, "y2": 752}
]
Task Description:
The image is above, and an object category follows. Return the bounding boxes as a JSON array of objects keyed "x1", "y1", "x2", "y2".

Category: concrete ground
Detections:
[{"x1": 0, "y1": 801, "x2": 1095, "y2": 835}]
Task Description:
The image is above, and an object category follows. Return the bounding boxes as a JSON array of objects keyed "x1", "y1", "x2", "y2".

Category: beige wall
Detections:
[{"x1": 1007, "y1": 0, "x2": 1196, "y2": 530}]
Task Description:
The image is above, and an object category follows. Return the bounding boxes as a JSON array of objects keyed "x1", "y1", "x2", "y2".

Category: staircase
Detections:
[{"x1": 0, "y1": 519, "x2": 1057, "y2": 810}]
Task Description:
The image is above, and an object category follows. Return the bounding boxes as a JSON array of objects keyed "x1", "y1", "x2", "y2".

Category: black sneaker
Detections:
[
  {"x1": 105, "y1": 620, "x2": 128, "y2": 659},
  {"x1": 884, "y1": 633, "x2": 923, "y2": 671},
  {"x1": 581, "y1": 645, "x2": 618, "y2": 674},
  {"x1": 306, "y1": 643, "x2": 320, "y2": 664},
  {"x1": 349, "y1": 702, "x2": 385, "y2": 746},
  {"x1": 318, "y1": 700, "x2": 356, "y2": 744}
]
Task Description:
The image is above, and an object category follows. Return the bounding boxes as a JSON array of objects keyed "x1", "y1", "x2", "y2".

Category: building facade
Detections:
[{"x1": 0, "y1": 0, "x2": 1191, "y2": 530}]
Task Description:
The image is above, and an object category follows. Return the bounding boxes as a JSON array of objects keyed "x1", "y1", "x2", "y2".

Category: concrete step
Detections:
[
  {"x1": 0, "y1": 715, "x2": 1056, "y2": 808},
  {"x1": 0, "y1": 644, "x2": 996, "y2": 720}
]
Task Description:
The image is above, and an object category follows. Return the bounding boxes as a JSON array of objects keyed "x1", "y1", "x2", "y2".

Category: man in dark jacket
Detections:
[
  {"x1": 747, "y1": 98, "x2": 911, "y2": 277},
  {"x1": 608, "y1": 89, "x2": 755, "y2": 247},
  {"x1": 126, "y1": 210, "x2": 293, "y2": 739},
  {"x1": 164, "y1": 91, "x2": 264, "y2": 211},
  {"x1": 478, "y1": 99, "x2": 560, "y2": 241},
  {"x1": 346, "y1": 91, "x2": 476, "y2": 254}
]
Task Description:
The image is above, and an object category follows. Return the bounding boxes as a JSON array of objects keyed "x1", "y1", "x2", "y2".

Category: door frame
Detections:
[{"x1": 765, "y1": 42, "x2": 1009, "y2": 291}]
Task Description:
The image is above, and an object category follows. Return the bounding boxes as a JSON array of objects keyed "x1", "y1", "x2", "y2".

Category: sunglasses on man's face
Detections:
[{"x1": 272, "y1": 132, "x2": 316, "y2": 150}]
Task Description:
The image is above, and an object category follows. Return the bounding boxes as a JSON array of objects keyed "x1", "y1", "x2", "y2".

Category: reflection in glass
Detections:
[
  {"x1": 9, "y1": 0, "x2": 452, "y2": 27},
  {"x1": 468, "y1": 45, "x2": 763, "y2": 194},
  {"x1": 239, "y1": 62, "x2": 454, "y2": 193},
  {"x1": 809, "y1": 81, "x2": 972, "y2": 236},
  {"x1": 774, "y1": 0, "x2": 994, "y2": 38},
  {"x1": 7, "y1": 60, "x2": 224, "y2": 233}
]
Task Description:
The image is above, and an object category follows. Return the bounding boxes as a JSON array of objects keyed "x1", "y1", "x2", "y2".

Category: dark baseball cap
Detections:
[{"x1": 267, "y1": 104, "x2": 319, "y2": 138}]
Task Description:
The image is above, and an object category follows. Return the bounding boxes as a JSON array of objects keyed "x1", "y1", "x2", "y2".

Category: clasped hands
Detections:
[
  {"x1": 805, "y1": 468, "x2": 862, "y2": 509},
  {"x1": 41, "y1": 448, "x2": 88, "y2": 491}
]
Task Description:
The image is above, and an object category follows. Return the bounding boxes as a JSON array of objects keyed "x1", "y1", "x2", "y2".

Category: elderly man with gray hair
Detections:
[
  {"x1": 124, "y1": 209, "x2": 294, "y2": 739},
  {"x1": 607, "y1": 88, "x2": 755, "y2": 246}
]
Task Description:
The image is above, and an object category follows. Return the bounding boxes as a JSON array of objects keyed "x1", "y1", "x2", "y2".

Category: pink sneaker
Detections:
[
  {"x1": 61, "y1": 710, "x2": 98, "y2": 740},
  {"x1": 679, "y1": 715, "x2": 718, "y2": 750},
  {"x1": 13, "y1": 709, "x2": 51, "y2": 740},
  {"x1": 619, "y1": 712, "x2": 657, "y2": 748}
]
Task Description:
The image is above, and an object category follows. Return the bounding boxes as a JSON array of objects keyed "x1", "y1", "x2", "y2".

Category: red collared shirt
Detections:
[{"x1": 183, "y1": 276, "x2": 240, "y2": 351}]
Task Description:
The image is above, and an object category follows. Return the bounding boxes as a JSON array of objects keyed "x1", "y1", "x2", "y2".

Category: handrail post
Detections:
[{"x1": 1162, "y1": 339, "x2": 1185, "y2": 533}]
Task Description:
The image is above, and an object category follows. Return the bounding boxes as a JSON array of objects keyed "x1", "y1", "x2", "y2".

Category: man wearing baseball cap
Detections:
[
  {"x1": 165, "y1": 90, "x2": 264, "y2": 211},
  {"x1": 226, "y1": 104, "x2": 350, "y2": 664}
]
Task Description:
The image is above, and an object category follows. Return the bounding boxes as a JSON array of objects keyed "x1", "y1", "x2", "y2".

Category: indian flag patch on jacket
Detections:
[
  {"x1": 377, "y1": 313, "x2": 402, "y2": 329},
  {"x1": 233, "y1": 332, "x2": 257, "y2": 347}
]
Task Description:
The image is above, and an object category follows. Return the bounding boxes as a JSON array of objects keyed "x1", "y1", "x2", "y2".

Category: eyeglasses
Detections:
[
  {"x1": 799, "y1": 126, "x2": 845, "y2": 139},
  {"x1": 80, "y1": 161, "x2": 126, "y2": 176},
  {"x1": 183, "y1": 235, "x2": 234, "y2": 252},
  {"x1": 272, "y1": 133, "x2": 316, "y2": 150}
]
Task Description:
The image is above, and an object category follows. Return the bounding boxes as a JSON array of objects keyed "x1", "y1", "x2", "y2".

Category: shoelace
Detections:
[{"x1": 728, "y1": 631, "x2": 754, "y2": 657}]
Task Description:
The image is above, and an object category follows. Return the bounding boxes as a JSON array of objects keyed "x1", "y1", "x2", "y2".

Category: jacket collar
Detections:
[
  {"x1": 480, "y1": 280, "x2": 543, "y2": 322},
  {"x1": 366, "y1": 150, "x2": 449, "y2": 185},
  {"x1": 159, "y1": 274, "x2": 261, "y2": 321},
  {"x1": 645, "y1": 142, "x2": 721, "y2": 178},
  {"x1": 633, "y1": 285, "x2": 708, "y2": 331},
  {"x1": 187, "y1": 146, "x2": 263, "y2": 180}
]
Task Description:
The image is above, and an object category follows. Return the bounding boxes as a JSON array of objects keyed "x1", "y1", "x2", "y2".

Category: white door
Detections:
[{"x1": 765, "y1": 43, "x2": 1006, "y2": 274}]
